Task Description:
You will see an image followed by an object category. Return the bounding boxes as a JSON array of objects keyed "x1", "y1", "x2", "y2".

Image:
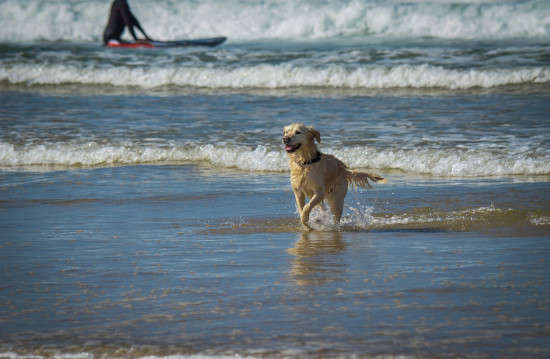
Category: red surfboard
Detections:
[{"x1": 106, "y1": 37, "x2": 226, "y2": 49}]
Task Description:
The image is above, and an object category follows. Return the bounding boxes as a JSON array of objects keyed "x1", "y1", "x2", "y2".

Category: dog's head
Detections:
[{"x1": 282, "y1": 123, "x2": 321, "y2": 154}]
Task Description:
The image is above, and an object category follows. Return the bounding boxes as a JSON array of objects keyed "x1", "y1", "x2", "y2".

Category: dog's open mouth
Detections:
[{"x1": 284, "y1": 143, "x2": 301, "y2": 153}]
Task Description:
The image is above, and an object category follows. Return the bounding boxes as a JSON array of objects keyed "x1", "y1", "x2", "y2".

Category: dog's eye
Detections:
[{"x1": 295, "y1": 131, "x2": 301, "y2": 135}]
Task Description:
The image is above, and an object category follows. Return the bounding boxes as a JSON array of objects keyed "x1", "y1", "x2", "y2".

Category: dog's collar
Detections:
[{"x1": 299, "y1": 151, "x2": 322, "y2": 166}]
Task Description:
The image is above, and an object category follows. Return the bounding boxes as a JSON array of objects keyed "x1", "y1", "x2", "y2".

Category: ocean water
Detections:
[{"x1": 1, "y1": 0, "x2": 550, "y2": 358}]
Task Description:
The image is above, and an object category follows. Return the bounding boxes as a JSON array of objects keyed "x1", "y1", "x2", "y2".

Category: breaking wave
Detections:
[
  {"x1": 1, "y1": 141, "x2": 548, "y2": 177},
  {"x1": 0, "y1": 0, "x2": 549, "y2": 42},
  {"x1": 2, "y1": 63, "x2": 549, "y2": 90}
]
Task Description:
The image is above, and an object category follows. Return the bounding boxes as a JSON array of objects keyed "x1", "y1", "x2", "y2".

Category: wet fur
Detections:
[{"x1": 283, "y1": 123, "x2": 387, "y2": 230}]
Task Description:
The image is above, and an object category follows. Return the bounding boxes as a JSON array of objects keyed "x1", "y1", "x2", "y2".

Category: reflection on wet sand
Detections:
[{"x1": 287, "y1": 231, "x2": 348, "y2": 286}]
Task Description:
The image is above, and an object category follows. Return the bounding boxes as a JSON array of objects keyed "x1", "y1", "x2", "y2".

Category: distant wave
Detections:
[
  {"x1": 2, "y1": 63, "x2": 549, "y2": 89},
  {"x1": 1, "y1": 141, "x2": 548, "y2": 177},
  {"x1": 0, "y1": 0, "x2": 549, "y2": 42}
]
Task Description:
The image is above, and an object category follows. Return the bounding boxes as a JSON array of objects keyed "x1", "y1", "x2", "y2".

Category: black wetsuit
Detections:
[{"x1": 103, "y1": 0, "x2": 150, "y2": 44}]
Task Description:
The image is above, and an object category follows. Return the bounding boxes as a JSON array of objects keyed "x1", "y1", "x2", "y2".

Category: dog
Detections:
[{"x1": 282, "y1": 123, "x2": 387, "y2": 230}]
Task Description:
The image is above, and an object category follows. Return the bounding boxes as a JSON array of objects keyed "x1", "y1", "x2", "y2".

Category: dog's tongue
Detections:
[{"x1": 284, "y1": 144, "x2": 293, "y2": 151}]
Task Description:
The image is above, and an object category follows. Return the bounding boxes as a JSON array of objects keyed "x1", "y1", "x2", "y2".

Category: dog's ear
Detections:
[{"x1": 307, "y1": 126, "x2": 321, "y2": 143}]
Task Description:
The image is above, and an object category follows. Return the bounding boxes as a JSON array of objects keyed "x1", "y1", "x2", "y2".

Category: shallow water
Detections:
[{"x1": 1, "y1": 164, "x2": 549, "y2": 358}]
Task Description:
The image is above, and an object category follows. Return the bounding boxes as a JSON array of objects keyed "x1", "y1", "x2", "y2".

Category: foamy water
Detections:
[
  {"x1": 1, "y1": 0, "x2": 549, "y2": 92},
  {"x1": 3, "y1": 61, "x2": 549, "y2": 90},
  {"x1": 1, "y1": 141, "x2": 548, "y2": 177},
  {"x1": 1, "y1": 0, "x2": 549, "y2": 42}
]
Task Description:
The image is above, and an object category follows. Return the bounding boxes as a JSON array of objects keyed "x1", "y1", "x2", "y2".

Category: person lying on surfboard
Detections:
[{"x1": 103, "y1": 0, "x2": 153, "y2": 45}]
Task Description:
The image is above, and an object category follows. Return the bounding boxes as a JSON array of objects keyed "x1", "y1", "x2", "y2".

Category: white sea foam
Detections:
[
  {"x1": 0, "y1": 0, "x2": 549, "y2": 42},
  {"x1": 2, "y1": 63, "x2": 549, "y2": 90},
  {"x1": 529, "y1": 214, "x2": 550, "y2": 226},
  {"x1": 1, "y1": 141, "x2": 548, "y2": 177},
  {"x1": 0, "y1": 142, "x2": 287, "y2": 172}
]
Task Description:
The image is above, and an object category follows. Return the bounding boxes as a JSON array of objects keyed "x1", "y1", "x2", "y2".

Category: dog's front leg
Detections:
[
  {"x1": 293, "y1": 190, "x2": 306, "y2": 214},
  {"x1": 300, "y1": 189, "x2": 324, "y2": 230},
  {"x1": 293, "y1": 191, "x2": 312, "y2": 230}
]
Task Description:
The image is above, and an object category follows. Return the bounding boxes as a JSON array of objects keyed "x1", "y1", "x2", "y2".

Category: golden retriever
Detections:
[{"x1": 283, "y1": 123, "x2": 387, "y2": 230}]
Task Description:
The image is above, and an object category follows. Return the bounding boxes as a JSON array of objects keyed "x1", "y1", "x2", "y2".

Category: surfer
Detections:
[{"x1": 103, "y1": 0, "x2": 153, "y2": 45}]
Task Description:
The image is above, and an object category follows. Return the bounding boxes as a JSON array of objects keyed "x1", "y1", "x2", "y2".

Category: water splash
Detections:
[{"x1": 308, "y1": 202, "x2": 375, "y2": 231}]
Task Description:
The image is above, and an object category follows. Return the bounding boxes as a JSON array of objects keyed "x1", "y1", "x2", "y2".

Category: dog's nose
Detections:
[{"x1": 282, "y1": 136, "x2": 290, "y2": 144}]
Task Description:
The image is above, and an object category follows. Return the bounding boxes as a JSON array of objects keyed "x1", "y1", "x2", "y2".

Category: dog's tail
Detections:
[{"x1": 347, "y1": 170, "x2": 388, "y2": 189}]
